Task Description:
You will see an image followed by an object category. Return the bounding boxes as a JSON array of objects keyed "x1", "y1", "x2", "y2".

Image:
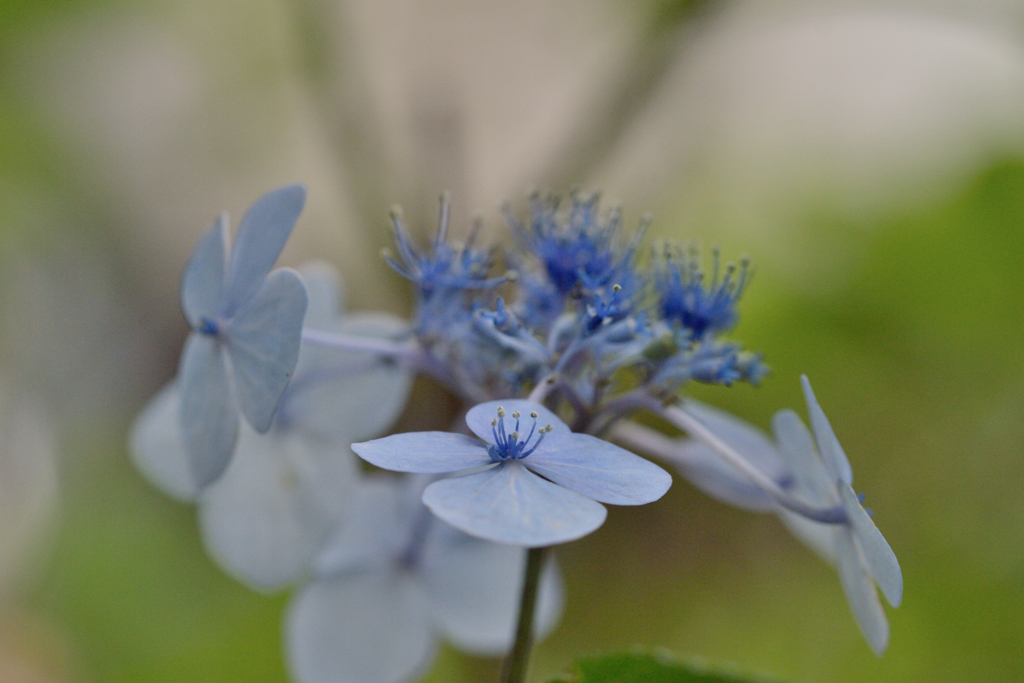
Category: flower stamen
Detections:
[{"x1": 487, "y1": 407, "x2": 553, "y2": 461}]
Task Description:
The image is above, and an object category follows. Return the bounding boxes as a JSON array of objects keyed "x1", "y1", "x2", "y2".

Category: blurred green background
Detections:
[{"x1": 1, "y1": 0, "x2": 1023, "y2": 681}]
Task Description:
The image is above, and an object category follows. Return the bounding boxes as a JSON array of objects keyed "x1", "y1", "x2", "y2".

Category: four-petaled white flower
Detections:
[
  {"x1": 643, "y1": 376, "x2": 902, "y2": 654},
  {"x1": 773, "y1": 376, "x2": 903, "y2": 654},
  {"x1": 178, "y1": 184, "x2": 309, "y2": 488},
  {"x1": 353, "y1": 399, "x2": 672, "y2": 547},
  {"x1": 131, "y1": 263, "x2": 412, "y2": 590}
]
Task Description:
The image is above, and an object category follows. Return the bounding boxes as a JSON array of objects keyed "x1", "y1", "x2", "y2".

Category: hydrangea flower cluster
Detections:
[{"x1": 131, "y1": 186, "x2": 903, "y2": 683}]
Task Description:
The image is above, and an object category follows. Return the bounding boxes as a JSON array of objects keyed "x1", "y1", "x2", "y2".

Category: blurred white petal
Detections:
[
  {"x1": 313, "y1": 476, "x2": 413, "y2": 576},
  {"x1": 199, "y1": 427, "x2": 357, "y2": 592},
  {"x1": 801, "y1": 376, "x2": 853, "y2": 485},
  {"x1": 778, "y1": 508, "x2": 839, "y2": 566},
  {"x1": 222, "y1": 185, "x2": 307, "y2": 317},
  {"x1": 285, "y1": 569, "x2": 435, "y2": 683},
  {"x1": 282, "y1": 312, "x2": 412, "y2": 443},
  {"x1": 422, "y1": 525, "x2": 563, "y2": 654},
  {"x1": 839, "y1": 483, "x2": 902, "y2": 607},
  {"x1": 330, "y1": 0, "x2": 655, "y2": 222},
  {"x1": 836, "y1": 529, "x2": 890, "y2": 656},
  {"x1": 177, "y1": 333, "x2": 237, "y2": 489},
  {"x1": 128, "y1": 382, "x2": 198, "y2": 503},
  {"x1": 670, "y1": 402, "x2": 783, "y2": 511},
  {"x1": 298, "y1": 261, "x2": 346, "y2": 330},
  {"x1": 179, "y1": 214, "x2": 227, "y2": 328},
  {"x1": 226, "y1": 268, "x2": 308, "y2": 433},
  {"x1": 771, "y1": 409, "x2": 838, "y2": 508}
]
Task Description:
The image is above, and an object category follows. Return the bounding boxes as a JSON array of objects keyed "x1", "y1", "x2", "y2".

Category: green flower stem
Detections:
[{"x1": 500, "y1": 546, "x2": 548, "y2": 683}]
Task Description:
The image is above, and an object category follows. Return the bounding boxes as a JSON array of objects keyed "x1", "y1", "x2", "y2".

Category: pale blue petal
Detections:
[
  {"x1": 619, "y1": 410, "x2": 777, "y2": 512},
  {"x1": 222, "y1": 184, "x2": 306, "y2": 316},
  {"x1": 298, "y1": 261, "x2": 345, "y2": 329},
  {"x1": 352, "y1": 433, "x2": 491, "y2": 473},
  {"x1": 177, "y1": 333, "x2": 238, "y2": 489},
  {"x1": 672, "y1": 449, "x2": 774, "y2": 511},
  {"x1": 801, "y1": 375, "x2": 853, "y2": 485},
  {"x1": 777, "y1": 509, "x2": 839, "y2": 566},
  {"x1": 198, "y1": 427, "x2": 358, "y2": 591},
  {"x1": 422, "y1": 526, "x2": 563, "y2": 654},
  {"x1": 771, "y1": 410, "x2": 838, "y2": 507},
  {"x1": 672, "y1": 401, "x2": 787, "y2": 511},
  {"x1": 835, "y1": 529, "x2": 890, "y2": 655},
  {"x1": 128, "y1": 382, "x2": 198, "y2": 502},
  {"x1": 839, "y1": 483, "x2": 902, "y2": 607},
  {"x1": 226, "y1": 268, "x2": 308, "y2": 433},
  {"x1": 525, "y1": 434, "x2": 672, "y2": 505},
  {"x1": 422, "y1": 462, "x2": 607, "y2": 547},
  {"x1": 314, "y1": 476, "x2": 421, "y2": 576},
  {"x1": 282, "y1": 312, "x2": 412, "y2": 443},
  {"x1": 465, "y1": 399, "x2": 570, "y2": 443},
  {"x1": 285, "y1": 570, "x2": 435, "y2": 683},
  {"x1": 180, "y1": 214, "x2": 227, "y2": 328}
]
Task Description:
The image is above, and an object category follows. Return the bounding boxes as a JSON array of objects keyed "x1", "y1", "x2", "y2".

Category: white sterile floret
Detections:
[
  {"x1": 640, "y1": 377, "x2": 902, "y2": 654},
  {"x1": 285, "y1": 475, "x2": 563, "y2": 683},
  {"x1": 772, "y1": 376, "x2": 902, "y2": 655},
  {"x1": 130, "y1": 263, "x2": 413, "y2": 591},
  {"x1": 177, "y1": 185, "x2": 309, "y2": 489}
]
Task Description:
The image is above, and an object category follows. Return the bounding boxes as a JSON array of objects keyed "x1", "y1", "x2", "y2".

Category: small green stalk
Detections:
[{"x1": 500, "y1": 546, "x2": 548, "y2": 683}]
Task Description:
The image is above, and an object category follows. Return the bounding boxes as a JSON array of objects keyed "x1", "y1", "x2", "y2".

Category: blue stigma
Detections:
[
  {"x1": 198, "y1": 316, "x2": 220, "y2": 337},
  {"x1": 657, "y1": 245, "x2": 749, "y2": 338},
  {"x1": 487, "y1": 406, "x2": 553, "y2": 462}
]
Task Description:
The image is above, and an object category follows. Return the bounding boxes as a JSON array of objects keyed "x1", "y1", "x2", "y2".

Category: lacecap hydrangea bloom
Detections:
[{"x1": 131, "y1": 185, "x2": 903, "y2": 679}]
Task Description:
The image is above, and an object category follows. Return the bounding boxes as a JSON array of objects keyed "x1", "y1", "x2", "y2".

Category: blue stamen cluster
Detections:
[
  {"x1": 384, "y1": 196, "x2": 511, "y2": 341},
  {"x1": 378, "y1": 190, "x2": 762, "y2": 403},
  {"x1": 657, "y1": 244, "x2": 749, "y2": 338},
  {"x1": 487, "y1": 407, "x2": 553, "y2": 462}
]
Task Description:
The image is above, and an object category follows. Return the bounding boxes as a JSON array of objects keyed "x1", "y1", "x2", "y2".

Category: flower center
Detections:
[
  {"x1": 198, "y1": 316, "x2": 221, "y2": 337},
  {"x1": 487, "y1": 406, "x2": 553, "y2": 462}
]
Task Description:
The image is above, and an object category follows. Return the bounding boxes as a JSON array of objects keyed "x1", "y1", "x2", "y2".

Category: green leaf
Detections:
[{"x1": 549, "y1": 648, "x2": 792, "y2": 683}]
